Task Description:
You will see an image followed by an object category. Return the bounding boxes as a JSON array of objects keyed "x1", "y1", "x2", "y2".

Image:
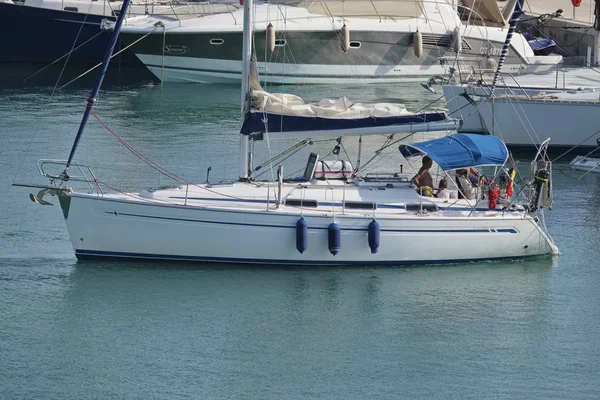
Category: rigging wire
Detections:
[
  {"x1": 23, "y1": 31, "x2": 104, "y2": 83},
  {"x1": 58, "y1": 28, "x2": 159, "y2": 90},
  {"x1": 51, "y1": 1, "x2": 95, "y2": 96},
  {"x1": 12, "y1": 2, "x2": 96, "y2": 185},
  {"x1": 551, "y1": 128, "x2": 600, "y2": 162},
  {"x1": 355, "y1": 132, "x2": 416, "y2": 174}
]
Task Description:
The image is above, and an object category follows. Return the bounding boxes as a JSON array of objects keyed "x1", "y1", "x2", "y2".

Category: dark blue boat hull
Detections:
[{"x1": 0, "y1": 2, "x2": 142, "y2": 66}]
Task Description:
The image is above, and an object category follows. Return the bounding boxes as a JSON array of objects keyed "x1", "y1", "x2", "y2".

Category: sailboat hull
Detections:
[
  {"x1": 0, "y1": 1, "x2": 142, "y2": 66},
  {"x1": 443, "y1": 85, "x2": 600, "y2": 150},
  {"x1": 60, "y1": 193, "x2": 556, "y2": 266}
]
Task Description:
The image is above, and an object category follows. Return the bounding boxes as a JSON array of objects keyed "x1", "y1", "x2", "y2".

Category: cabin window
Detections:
[
  {"x1": 275, "y1": 39, "x2": 286, "y2": 47},
  {"x1": 64, "y1": 6, "x2": 78, "y2": 11},
  {"x1": 405, "y1": 203, "x2": 438, "y2": 212},
  {"x1": 349, "y1": 41, "x2": 361, "y2": 49},
  {"x1": 344, "y1": 201, "x2": 376, "y2": 210},
  {"x1": 284, "y1": 199, "x2": 318, "y2": 208},
  {"x1": 210, "y1": 38, "x2": 224, "y2": 45}
]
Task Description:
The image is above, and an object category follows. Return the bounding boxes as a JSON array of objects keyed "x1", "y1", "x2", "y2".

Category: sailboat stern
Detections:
[{"x1": 525, "y1": 138, "x2": 559, "y2": 255}]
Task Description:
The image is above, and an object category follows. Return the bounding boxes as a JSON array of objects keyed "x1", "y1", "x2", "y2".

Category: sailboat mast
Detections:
[
  {"x1": 490, "y1": 0, "x2": 524, "y2": 93},
  {"x1": 238, "y1": 0, "x2": 253, "y2": 181},
  {"x1": 62, "y1": 0, "x2": 132, "y2": 178}
]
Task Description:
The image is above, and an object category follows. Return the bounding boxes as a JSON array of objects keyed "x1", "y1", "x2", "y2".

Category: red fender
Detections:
[{"x1": 488, "y1": 184, "x2": 500, "y2": 210}]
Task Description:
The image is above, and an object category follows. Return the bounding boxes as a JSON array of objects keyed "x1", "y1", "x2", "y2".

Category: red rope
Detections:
[
  {"x1": 90, "y1": 111, "x2": 275, "y2": 203},
  {"x1": 92, "y1": 111, "x2": 186, "y2": 184}
]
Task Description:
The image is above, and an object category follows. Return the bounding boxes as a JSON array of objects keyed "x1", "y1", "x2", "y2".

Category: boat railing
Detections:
[
  {"x1": 498, "y1": 73, "x2": 533, "y2": 99},
  {"x1": 36, "y1": 159, "x2": 104, "y2": 194}
]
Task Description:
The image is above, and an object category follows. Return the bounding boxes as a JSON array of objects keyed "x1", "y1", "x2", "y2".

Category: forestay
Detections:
[{"x1": 398, "y1": 133, "x2": 509, "y2": 170}]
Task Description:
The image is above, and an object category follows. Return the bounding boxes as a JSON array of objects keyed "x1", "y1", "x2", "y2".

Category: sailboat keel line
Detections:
[{"x1": 74, "y1": 249, "x2": 528, "y2": 266}]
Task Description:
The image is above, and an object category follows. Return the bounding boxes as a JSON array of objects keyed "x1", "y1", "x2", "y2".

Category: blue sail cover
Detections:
[
  {"x1": 398, "y1": 134, "x2": 508, "y2": 171},
  {"x1": 240, "y1": 110, "x2": 450, "y2": 136}
]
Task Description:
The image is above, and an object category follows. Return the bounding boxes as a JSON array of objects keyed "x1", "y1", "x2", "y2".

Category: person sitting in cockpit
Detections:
[
  {"x1": 455, "y1": 168, "x2": 483, "y2": 200},
  {"x1": 436, "y1": 179, "x2": 456, "y2": 199}
]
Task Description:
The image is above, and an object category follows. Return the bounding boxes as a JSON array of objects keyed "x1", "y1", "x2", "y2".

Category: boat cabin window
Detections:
[
  {"x1": 210, "y1": 38, "x2": 224, "y2": 45},
  {"x1": 275, "y1": 39, "x2": 286, "y2": 47},
  {"x1": 405, "y1": 203, "x2": 438, "y2": 212},
  {"x1": 344, "y1": 201, "x2": 376, "y2": 210},
  {"x1": 349, "y1": 41, "x2": 361, "y2": 49},
  {"x1": 64, "y1": 6, "x2": 78, "y2": 11},
  {"x1": 285, "y1": 199, "x2": 318, "y2": 208}
]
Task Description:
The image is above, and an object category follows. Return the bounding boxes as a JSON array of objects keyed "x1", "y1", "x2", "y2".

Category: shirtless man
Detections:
[{"x1": 412, "y1": 156, "x2": 434, "y2": 188}]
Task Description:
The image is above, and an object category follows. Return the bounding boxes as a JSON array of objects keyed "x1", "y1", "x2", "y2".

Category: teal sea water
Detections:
[{"x1": 1, "y1": 66, "x2": 600, "y2": 399}]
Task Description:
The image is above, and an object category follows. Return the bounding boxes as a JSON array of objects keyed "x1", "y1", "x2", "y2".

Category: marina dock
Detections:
[{"x1": 516, "y1": 0, "x2": 599, "y2": 64}]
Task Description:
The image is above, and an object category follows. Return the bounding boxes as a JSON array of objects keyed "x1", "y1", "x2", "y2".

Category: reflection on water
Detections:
[
  {"x1": 0, "y1": 63, "x2": 156, "y2": 90},
  {"x1": 3, "y1": 222, "x2": 599, "y2": 399},
  {"x1": 25, "y1": 258, "x2": 566, "y2": 398}
]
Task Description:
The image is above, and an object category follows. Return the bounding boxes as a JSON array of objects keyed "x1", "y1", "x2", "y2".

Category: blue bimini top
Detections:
[{"x1": 399, "y1": 133, "x2": 508, "y2": 171}]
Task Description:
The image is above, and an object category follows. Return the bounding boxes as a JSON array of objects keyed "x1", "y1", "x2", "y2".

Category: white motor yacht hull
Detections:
[
  {"x1": 120, "y1": 2, "x2": 561, "y2": 84},
  {"x1": 139, "y1": 56, "x2": 459, "y2": 84},
  {"x1": 59, "y1": 192, "x2": 556, "y2": 265}
]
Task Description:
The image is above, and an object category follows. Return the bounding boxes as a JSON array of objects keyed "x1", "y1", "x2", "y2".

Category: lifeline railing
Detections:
[{"x1": 37, "y1": 159, "x2": 104, "y2": 195}]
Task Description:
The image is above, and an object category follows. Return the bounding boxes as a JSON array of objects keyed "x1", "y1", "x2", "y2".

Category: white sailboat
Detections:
[
  {"x1": 439, "y1": 0, "x2": 600, "y2": 151},
  {"x1": 20, "y1": 0, "x2": 558, "y2": 265},
  {"x1": 442, "y1": 85, "x2": 600, "y2": 150}
]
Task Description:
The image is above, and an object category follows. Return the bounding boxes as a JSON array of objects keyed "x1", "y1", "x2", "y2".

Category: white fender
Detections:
[
  {"x1": 266, "y1": 23, "x2": 275, "y2": 52},
  {"x1": 340, "y1": 24, "x2": 350, "y2": 52},
  {"x1": 413, "y1": 30, "x2": 423, "y2": 58},
  {"x1": 453, "y1": 27, "x2": 462, "y2": 54},
  {"x1": 486, "y1": 56, "x2": 497, "y2": 71}
]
